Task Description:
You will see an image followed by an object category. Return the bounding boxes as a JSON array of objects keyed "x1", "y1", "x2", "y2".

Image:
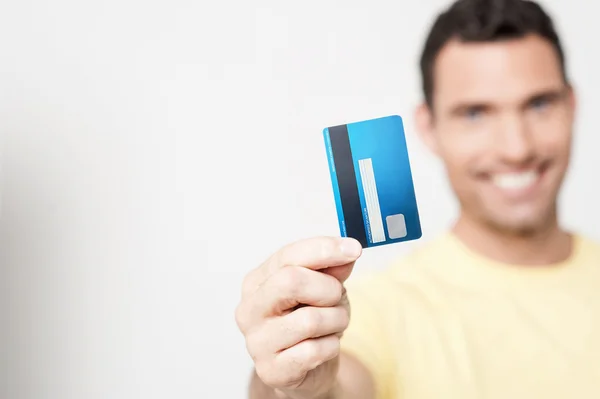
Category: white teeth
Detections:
[{"x1": 492, "y1": 170, "x2": 538, "y2": 190}]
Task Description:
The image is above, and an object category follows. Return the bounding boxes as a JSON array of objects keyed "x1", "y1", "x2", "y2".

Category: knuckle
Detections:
[
  {"x1": 255, "y1": 362, "x2": 277, "y2": 386},
  {"x1": 299, "y1": 337, "x2": 340, "y2": 369},
  {"x1": 277, "y1": 266, "x2": 305, "y2": 294},
  {"x1": 285, "y1": 368, "x2": 308, "y2": 388},
  {"x1": 242, "y1": 262, "x2": 269, "y2": 296},
  {"x1": 298, "y1": 307, "x2": 321, "y2": 337},
  {"x1": 234, "y1": 303, "x2": 249, "y2": 331},
  {"x1": 256, "y1": 363, "x2": 292, "y2": 389},
  {"x1": 317, "y1": 336, "x2": 340, "y2": 364},
  {"x1": 241, "y1": 271, "x2": 256, "y2": 296},
  {"x1": 330, "y1": 280, "x2": 344, "y2": 302},
  {"x1": 342, "y1": 310, "x2": 350, "y2": 330},
  {"x1": 328, "y1": 337, "x2": 341, "y2": 359},
  {"x1": 269, "y1": 248, "x2": 283, "y2": 268},
  {"x1": 337, "y1": 306, "x2": 351, "y2": 331},
  {"x1": 274, "y1": 240, "x2": 297, "y2": 267},
  {"x1": 244, "y1": 330, "x2": 264, "y2": 356},
  {"x1": 300, "y1": 340, "x2": 322, "y2": 366}
]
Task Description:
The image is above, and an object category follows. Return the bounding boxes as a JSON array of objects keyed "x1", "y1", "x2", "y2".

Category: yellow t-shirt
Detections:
[{"x1": 341, "y1": 233, "x2": 600, "y2": 398}]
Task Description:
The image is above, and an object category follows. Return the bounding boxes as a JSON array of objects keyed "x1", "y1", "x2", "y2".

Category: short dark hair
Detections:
[{"x1": 419, "y1": 0, "x2": 567, "y2": 108}]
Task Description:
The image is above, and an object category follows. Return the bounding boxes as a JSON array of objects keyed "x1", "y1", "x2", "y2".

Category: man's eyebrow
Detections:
[{"x1": 448, "y1": 101, "x2": 492, "y2": 116}]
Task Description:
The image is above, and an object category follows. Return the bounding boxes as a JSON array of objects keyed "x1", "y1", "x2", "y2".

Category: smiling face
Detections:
[{"x1": 418, "y1": 34, "x2": 576, "y2": 235}]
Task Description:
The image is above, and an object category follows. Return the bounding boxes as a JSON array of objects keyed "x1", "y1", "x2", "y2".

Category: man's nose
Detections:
[{"x1": 495, "y1": 115, "x2": 535, "y2": 164}]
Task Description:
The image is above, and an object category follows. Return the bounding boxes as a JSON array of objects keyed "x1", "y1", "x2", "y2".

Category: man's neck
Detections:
[{"x1": 452, "y1": 213, "x2": 573, "y2": 266}]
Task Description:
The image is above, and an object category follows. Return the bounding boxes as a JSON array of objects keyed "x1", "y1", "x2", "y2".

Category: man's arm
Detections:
[{"x1": 249, "y1": 352, "x2": 376, "y2": 399}]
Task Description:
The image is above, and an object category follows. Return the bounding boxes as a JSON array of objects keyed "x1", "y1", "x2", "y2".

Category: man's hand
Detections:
[{"x1": 235, "y1": 237, "x2": 362, "y2": 399}]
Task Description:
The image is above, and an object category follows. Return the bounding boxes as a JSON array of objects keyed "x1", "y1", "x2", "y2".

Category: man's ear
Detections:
[{"x1": 415, "y1": 102, "x2": 440, "y2": 156}]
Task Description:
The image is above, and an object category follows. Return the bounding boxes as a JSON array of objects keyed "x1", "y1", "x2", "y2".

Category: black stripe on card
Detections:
[{"x1": 328, "y1": 124, "x2": 368, "y2": 247}]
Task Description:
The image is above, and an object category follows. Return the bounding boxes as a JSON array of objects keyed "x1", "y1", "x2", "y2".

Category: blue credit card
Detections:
[{"x1": 323, "y1": 115, "x2": 422, "y2": 248}]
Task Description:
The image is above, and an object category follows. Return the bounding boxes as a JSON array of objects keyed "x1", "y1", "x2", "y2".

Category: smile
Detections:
[{"x1": 491, "y1": 169, "x2": 540, "y2": 191}]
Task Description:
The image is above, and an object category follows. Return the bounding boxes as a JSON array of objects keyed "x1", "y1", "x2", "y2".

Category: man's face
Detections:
[{"x1": 422, "y1": 34, "x2": 575, "y2": 235}]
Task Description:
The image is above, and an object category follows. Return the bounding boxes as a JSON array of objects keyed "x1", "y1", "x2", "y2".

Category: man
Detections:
[{"x1": 235, "y1": 0, "x2": 600, "y2": 397}]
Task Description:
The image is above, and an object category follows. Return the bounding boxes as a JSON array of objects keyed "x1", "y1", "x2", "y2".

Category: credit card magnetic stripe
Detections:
[{"x1": 327, "y1": 124, "x2": 369, "y2": 247}]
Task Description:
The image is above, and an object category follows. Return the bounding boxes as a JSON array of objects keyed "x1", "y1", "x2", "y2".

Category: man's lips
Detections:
[
  {"x1": 480, "y1": 161, "x2": 551, "y2": 196},
  {"x1": 491, "y1": 169, "x2": 540, "y2": 190}
]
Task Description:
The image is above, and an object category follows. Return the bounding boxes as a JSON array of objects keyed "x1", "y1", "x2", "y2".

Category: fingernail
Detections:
[{"x1": 340, "y1": 238, "x2": 362, "y2": 258}]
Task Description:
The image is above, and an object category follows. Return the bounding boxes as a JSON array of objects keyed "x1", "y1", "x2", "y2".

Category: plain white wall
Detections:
[{"x1": 1, "y1": 0, "x2": 599, "y2": 398}]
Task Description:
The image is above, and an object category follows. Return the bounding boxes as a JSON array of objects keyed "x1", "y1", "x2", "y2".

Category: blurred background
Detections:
[{"x1": 1, "y1": 0, "x2": 598, "y2": 398}]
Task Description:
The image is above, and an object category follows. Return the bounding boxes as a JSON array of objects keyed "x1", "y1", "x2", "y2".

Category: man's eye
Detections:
[
  {"x1": 530, "y1": 97, "x2": 550, "y2": 111},
  {"x1": 465, "y1": 108, "x2": 483, "y2": 120}
]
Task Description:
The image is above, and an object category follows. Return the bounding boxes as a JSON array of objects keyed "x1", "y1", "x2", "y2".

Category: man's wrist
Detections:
[
  {"x1": 275, "y1": 383, "x2": 342, "y2": 399},
  {"x1": 250, "y1": 368, "x2": 343, "y2": 399}
]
